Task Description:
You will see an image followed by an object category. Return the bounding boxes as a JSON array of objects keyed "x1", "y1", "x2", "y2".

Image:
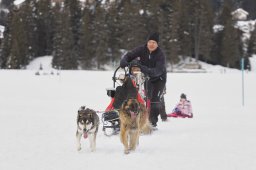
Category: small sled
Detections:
[
  {"x1": 167, "y1": 107, "x2": 193, "y2": 118},
  {"x1": 167, "y1": 112, "x2": 193, "y2": 118}
]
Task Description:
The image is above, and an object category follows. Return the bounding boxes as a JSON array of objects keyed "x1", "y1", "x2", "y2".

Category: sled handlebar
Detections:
[
  {"x1": 112, "y1": 65, "x2": 144, "y2": 88},
  {"x1": 112, "y1": 66, "x2": 127, "y2": 88}
]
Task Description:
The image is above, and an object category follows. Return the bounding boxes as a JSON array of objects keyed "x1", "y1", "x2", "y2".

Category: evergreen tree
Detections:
[
  {"x1": 128, "y1": 1, "x2": 148, "y2": 47},
  {"x1": 92, "y1": 2, "x2": 109, "y2": 69},
  {"x1": 79, "y1": 6, "x2": 94, "y2": 69},
  {"x1": 210, "y1": 30, "x2": 223, "y2": 65},
  {"x1": 105, "y1": 2, "x2": 123, "y2": 64},
  {"x1": 61, "y1": 10, "x2": 78, "y2": 69},
  {"x1": 0, "y1": 5, "x2": 16, "y2": 68},
  {"x1": 159, "y1": 0, "x2": 180, "y2": 65},
  {"x1": 6, "y1": 8, "x2": 28, "y2": 68},
  {"x1": 143, "y1": 0, "x2": 161, "y2": 33},
  {"x1": 247, "y1": 26, "x2": 256, "y2": 56},
  {"x1": 1, "y1": 0, "x2": 253, "y2": 70},
  {"x1": 219, "y1": 0, "x2": 243, "y2": 69},
  {"x1": 36, "y1": 0, "x2": 53, "y2": 56},
  {"x1": 19, "y1": 0, "x2": 39, "y2": 60},
  {"x1": 177, "y1": 0, "x2": 194, "y2": 58},
  {"x1": 170, "y1": 0, "x2": 214, "y2": 65},
  {"x1": 218, "y1": 0, "x2": 234, "y2": 26},
  {"x1": 52, "y1": 2, "x2": 63, "y2": 69},
  {"x1": 64, "y1": 0, "x2": 81, "y2": 67},
  {"x1": 52, "y1": 2, "x2": 78, "y2": 69},
  {"x1": 195, "y1": 0, "x2": 214, "y2": 63},
  {"x1": 220, "y1": 20, "x2": 242, "y2": 68},
  {"x1": 242, "y1": 0, "x2": 256, "y2": 19},
  {"x1": 118, "y1": 0, "x2": 139, "y2": 50},
  {"x1": 53, "y1": 4, "x2": 77, "y2": 69}
]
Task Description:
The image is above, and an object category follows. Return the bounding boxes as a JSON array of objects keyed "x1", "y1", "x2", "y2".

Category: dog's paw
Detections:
[
  {"x1": 124, "y1": 150, "x2": 130, "y2": 154},
  {"x1": 77, "y1": 146, "x2": 82, "y2": 151}
]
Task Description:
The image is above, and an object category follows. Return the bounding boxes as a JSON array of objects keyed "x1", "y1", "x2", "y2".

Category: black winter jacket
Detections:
[{"x1": 120, "y1": 44, "x2": 167, "y2": 82}]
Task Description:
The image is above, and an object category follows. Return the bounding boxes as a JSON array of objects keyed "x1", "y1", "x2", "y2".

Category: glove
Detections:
[
  {"x1": 120, "y1": 59, "x2": 129, "y2": 68},
  {"x1": 139, "y1": 64, "x2": 150, "y2": 75}
]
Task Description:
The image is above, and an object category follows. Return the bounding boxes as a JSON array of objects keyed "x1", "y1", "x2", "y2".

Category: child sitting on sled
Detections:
[{"x1": 167, "y1": 93, "x2": 193, "y2": 118}]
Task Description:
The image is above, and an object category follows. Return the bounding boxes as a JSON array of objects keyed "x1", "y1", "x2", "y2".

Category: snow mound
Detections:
[
  {"x1": 27, "y1": 56, "x2": 244, "y2": 73},
  {"x1": 26, "y1": 56, "x2": 54, "y2": 71},
  {"x1": 14, "y1": 0, "x2": 25, "y2": 6},
  {"x1": 171, "y1": 57, "x2": 240, "y2": 73}
]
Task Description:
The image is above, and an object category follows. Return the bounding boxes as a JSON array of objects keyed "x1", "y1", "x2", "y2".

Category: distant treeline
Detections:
[{"x1": 0, "y1": 0, "x2": 256, "y2": 70}]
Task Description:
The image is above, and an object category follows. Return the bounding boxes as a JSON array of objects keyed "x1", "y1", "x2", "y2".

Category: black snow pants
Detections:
[{"x1": 146, "y1": 79, "x2": 167, "y2": 126}]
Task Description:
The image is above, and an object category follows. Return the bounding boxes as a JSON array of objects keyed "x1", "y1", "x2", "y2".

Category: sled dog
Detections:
[
  {"x1": 76, "y1": 106, "x2": 99, "y2": 152},
  {"x1": 119, "y1": 98, "x2": 152, "y2": 154}
]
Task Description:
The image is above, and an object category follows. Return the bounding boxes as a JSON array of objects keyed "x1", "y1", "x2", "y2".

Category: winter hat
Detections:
[
  {"x1": 180, "y1": 93, "x2": 186, "y2": 99},
  {"x1": 147, "y1": 32, "x2": 159, "y2": 43}
]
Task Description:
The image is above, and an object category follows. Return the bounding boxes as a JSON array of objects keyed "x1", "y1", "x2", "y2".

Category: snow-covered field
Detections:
[{"x1": 0, "y1": 67, "x2": 256, "y2": 170}]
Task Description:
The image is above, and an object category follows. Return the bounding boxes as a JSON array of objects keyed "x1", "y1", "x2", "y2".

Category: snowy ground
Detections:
[
  {"x1": 0, "y1": 67, "x2": 256, "y2": 170},
  {"x1": 250, "y1": 54, "x2": 256, "y2": 71}
]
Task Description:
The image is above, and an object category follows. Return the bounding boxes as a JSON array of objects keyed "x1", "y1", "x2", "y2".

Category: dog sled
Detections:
[{"x1": 102, "y1": 64, "x2": 149, "y2": 136}]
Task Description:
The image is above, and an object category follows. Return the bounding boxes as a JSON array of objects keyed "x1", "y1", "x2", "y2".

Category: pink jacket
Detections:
[{"x1": 174, "y1": 100, "x2": 193, "y2": 116}]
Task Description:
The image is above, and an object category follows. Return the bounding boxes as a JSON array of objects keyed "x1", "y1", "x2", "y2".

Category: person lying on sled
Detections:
[{"x1": 167, "y1": 93, "x2": 193, "y2": 118}]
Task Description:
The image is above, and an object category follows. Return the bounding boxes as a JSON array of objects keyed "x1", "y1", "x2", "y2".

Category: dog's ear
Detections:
[
  {"x1": 88, "y1": 110, "x2": 93, "y2": 118},
  {"x1": 78, "y1": 105, "x2": 86, "y2": 114},
  {"x1": 87, "y1": 109, "x2": 96, "y2": 119}
]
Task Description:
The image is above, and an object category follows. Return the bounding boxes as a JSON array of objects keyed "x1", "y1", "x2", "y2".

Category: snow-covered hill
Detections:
[
  {"x1": 26, "y1": 56, "x2": 55, "y2": 71},
  {"x1": 27, "y1": 55, "x2": 253, "y2": 73}
]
